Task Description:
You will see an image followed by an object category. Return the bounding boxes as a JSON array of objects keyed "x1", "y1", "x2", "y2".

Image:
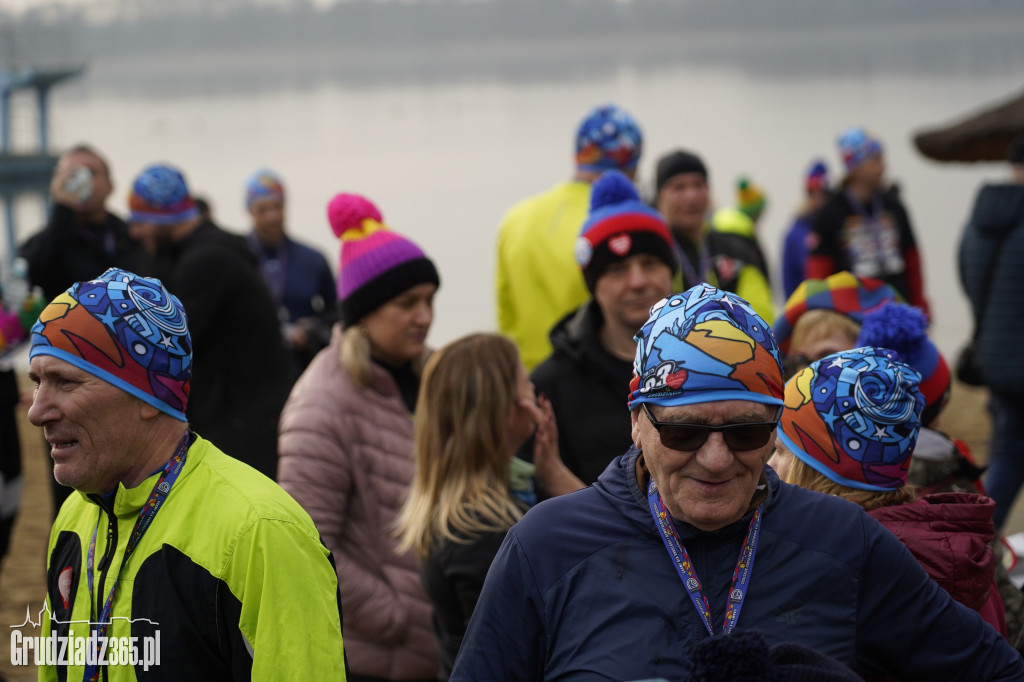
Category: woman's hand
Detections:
[{"x1": 522, "y1": 393, "x2": 584, "y2": 497}]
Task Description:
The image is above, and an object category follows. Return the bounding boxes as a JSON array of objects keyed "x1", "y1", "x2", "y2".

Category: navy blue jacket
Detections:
[
  {"x1": 451, "y1": 449, "x2": 1024, "y2": 681},
  {"x1": 959, "y1": 183, "x2": 1024, "y2": 395}
]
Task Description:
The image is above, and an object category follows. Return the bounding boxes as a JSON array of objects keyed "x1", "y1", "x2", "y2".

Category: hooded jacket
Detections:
[
  {"x1": 450, "y1": 448, "x2": 1024, "y2": 682},
  {"x1": 530, "y1": 300, "x2": 634, "y2": 484},
  {"x1": 869, "y1": 493, "x2": 1007, "y2": 636},
  {"x1": 959, "y1": 183, "x2": 1024, "y2": 395}
]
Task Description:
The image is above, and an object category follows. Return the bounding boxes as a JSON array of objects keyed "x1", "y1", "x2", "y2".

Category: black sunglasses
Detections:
[{"x1": 641, "y1": 402, "x2": 780, "y2": 452}]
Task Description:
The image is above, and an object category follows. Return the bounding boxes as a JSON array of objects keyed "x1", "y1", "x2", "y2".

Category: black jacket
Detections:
[
  {"x1": 959, "y1": 183, "x2": 1024, "y2": 395},
  {"x1": 152, "y1": 220, "x2": 291, "y2": 478},
  {"x1": 531, "y1": 300, "x2": 634, "y2": 484},
  {"x1": 19, "y1": 204, "x2": 153, "y2": 301}
]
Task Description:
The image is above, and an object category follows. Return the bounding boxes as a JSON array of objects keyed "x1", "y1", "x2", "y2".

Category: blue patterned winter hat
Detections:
[
  {"x1": 575, "y1": 104, "x2": 643, "y2": 173},
  {"x1": 30, "y1": 268, "x2": 192, "y2": 421},
  {"x1": 780, "y1": 347, "x2": 924, "y2": 491},
  {"x1": 837, "y1": 127, "x2": 883, "y2": 172},
  {"x1": 128, "y1": 163, "x2": 199, "y2": 225},
  {"x1": 628, "y1": 285, "x2": 784, "y2": 410}
]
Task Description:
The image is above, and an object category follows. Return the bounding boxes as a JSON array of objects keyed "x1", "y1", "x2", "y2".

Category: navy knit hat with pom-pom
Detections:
[
  {"x1": 327, "y1": 192, "x2": 439, "y2": 325},
  {"x1": 856, "y1": 301, "x2": 950, "y2": 426},
  {"x1": 574, "y1": 170, "x2": 676, "y2": 292}
]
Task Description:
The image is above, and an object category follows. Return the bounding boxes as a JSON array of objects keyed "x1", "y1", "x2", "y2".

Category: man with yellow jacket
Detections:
[
  {"x1": 495, "y1": 103, "x2": 644, "y2": 370},
  {"x1": 26, "y1": 268, "x2": 346, "y2": 681}
]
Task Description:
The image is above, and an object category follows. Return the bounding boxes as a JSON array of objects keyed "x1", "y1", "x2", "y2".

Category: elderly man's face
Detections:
[
  {"x1": 28, "y1": 355, "x2": 150, "y2": 494},
  {"x1": 632, "y1": 400, "x2": 777, "y2": 532}
]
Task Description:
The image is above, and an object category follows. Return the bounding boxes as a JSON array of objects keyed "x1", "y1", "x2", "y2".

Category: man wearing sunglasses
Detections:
[{"x1": 451, "y1": 285, "x2": 1024, "y2": 681}]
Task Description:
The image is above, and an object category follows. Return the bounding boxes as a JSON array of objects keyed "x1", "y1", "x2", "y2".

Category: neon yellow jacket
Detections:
[
  {"x1": 38, "y1": 435, "x2": 346, "y2": 681},
  {"x1": 673, "y1": 210, "x2": 776, "y2": 325},
  {"x1": 495, "y1": 181, "x2": 591, "y2": 371}
]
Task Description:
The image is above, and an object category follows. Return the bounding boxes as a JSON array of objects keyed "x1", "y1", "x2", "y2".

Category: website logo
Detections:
[{"x1": 10, "y1": 603, "x2": 161, "y2": 671}]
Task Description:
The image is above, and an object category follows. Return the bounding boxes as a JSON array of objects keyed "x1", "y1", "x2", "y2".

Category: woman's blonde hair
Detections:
[
  {"x1": 786, "y1": 457, "x2": 917, "y2": 512},
  {"x1": 340, "y1": 324, "x2": 426, "y2": 390},
  {"x1": 790, "y1": 309, "x2": 861, "y2": 357},
  {"x1": 394, "y1": 333, "x2": 525, "y2": 557}
]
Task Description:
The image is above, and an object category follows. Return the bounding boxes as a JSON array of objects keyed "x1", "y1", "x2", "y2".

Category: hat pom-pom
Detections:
[
  {"x1": 327, "y1": 193, "x2": 383, "y2": 239},
  {"x1": 590, "y1": 170, "x2": 638, "y2": 212},
  {"x1": 857, "y1": 302, "x2": 927, "y2": 361}
]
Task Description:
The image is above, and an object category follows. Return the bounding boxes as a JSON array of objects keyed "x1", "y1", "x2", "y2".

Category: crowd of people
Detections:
[{"x1": 1, "y1": 104, "x2": 1023, "y2": 680}]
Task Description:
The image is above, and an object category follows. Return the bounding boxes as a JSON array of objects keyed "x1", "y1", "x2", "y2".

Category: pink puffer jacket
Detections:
[{"x1": 278, "y1": 326, "x2": 438, "y2": 680}]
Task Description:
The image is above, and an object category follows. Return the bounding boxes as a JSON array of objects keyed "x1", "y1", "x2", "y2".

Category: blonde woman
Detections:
[
  {"x1": 395, "y1": 333, "x2": 582, "y2": 679},
  {"x1": 278, "y1": 193, "x2": 441, "y2": 682}
]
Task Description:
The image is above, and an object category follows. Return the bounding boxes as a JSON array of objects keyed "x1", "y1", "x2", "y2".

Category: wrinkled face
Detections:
[
  {"x1": 363, "y1": 282, "x2": 437, "y2": 366},
  {"x1": 507, "y1": 362, "x2": 537, "y2": 453},
  {"x1": 632, "y1": 400, "x2": 777, "y2": 531},
  {"x1": 249, "y1": 197, "x2": 286, "y2": 246},
  {"x1": 657, "y1": 172, "x2": 709, "y2": 237},
  {"x1": 58, "y1": 150, "x2": 113, "y2": 213},
  {"x1": 27, "y1": 355, "x2": 148, "y2": 494},
  {"x1": 594, "y1": 253, "x2": 674, "y2": 333}
]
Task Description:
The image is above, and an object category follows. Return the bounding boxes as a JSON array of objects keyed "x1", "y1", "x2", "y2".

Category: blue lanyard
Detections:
[
  {"x1": 673, "y1": 236, "x2": 712, "y2": 290},
  {"x1": 647, "y1": 478, "x2": 762, "y2": 637},
  {"x1": 83, "y1": 431, "x2": 190, "y2": 681}
]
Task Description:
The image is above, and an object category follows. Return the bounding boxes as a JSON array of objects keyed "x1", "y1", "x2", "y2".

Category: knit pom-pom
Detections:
[
  {"x1": 856, "y1": 302, "x2": 928, "y2": 360},
  {"x1": 590, "y1": 169, "x2": 639, "y2": 212},
  {"x1": 684, "y1": 630, "x2": 777, "y2": 682},
  {"x1": 327, "y1": 193, "x2": 383, "y2": 239}
]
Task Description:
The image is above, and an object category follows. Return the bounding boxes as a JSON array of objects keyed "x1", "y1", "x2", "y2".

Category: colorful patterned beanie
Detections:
[
  {"x1": 736, "y1": 176, "x2": 766, "y2": 221},
  {"x1": 628, "y1": 285, "x2": 784, "y2": 410},
  {"x1": 128, "y1": 163, "x2": 199, "y2": 225},
  {"x1": 575, "y1": 104, "x2": 643, "y2": 173},
  {"x1": 856, "y1": 302, "x2": 950, "y2": 426},
  {"x1": 781, "y1": 347, "x2": 923, "y2": 491},
  {"x1": 655, "y1": 150, "x2": 708, "y2": 197},
  {"x1": 328, "y1": 193, "x2": 440, "y2": 325},
  {"x1": 245, "y1": 168, "x2": 285, "y2": 209},
  {"x1": 837, "y1": 127, "x2": 884, "y2": 172},
  {"x1": 575, "y1": 170, "x2": 676, "y2": 292},
  {"x1": 774, "y1": 271, "x2": 901, "y2": 356},
  {"x1": 29, "y1": 268, "x2": 191, "y2": 421},
  {"x1": 805, "y1": 159, "x2": 830, "y2": 193}
]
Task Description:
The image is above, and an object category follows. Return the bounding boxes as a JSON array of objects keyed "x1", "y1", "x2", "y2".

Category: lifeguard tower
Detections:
[{"x1": 0, "y1": 64, "x2": 85, "y2": 268}]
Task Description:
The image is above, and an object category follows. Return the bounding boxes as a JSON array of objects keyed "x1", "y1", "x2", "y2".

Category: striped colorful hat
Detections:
[
  {"x1": 575, "y1": 170, "x2": 676, "y2": 291},
  {"x1": 774, "y1": 272, "x2": 901, "y2": 356},
  {"x1": 29, "y1": 268, "x2": 191, "y2": 421},
  {"x1": 128, "y1": 164, "x2": 199, "y2": 225},
  {"x1": 780, "y1": 347, "x2": 924, "y2": 491},
  {"x1": 628, "y1": 285, "x2": 784, "y2": 410},
  {"x1": 327, "y1": 193, "x2": 439, "y2": 325}
]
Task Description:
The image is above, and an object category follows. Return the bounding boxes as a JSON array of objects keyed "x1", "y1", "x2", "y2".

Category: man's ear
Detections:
[
  {"x1": 140, "y1": 402, "x2": 160, "y2": 421},
  {"x1": 631, "y1": 407, "x2": 643, "y2": 449}
]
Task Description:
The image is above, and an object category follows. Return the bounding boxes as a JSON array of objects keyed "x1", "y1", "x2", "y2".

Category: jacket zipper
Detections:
[{"x1": 89, "y1": 494, "x2": 119, "y2": 682}]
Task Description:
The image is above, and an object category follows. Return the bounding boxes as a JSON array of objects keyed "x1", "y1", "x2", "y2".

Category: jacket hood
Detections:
[
  {"x1": 868, "y1": 492, "x2": 996, "y2": 611},
  {"x1": 970, "y1": 183, "x2": 1024, "y2": 236},
  {"x1": 592, "y1": 446, "x2": 783, "y2": 540}
]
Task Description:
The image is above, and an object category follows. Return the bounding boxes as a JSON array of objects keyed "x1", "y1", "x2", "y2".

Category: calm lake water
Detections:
[{"x1": 4, "y1": 18, "x2": 1024, "y2": 360}]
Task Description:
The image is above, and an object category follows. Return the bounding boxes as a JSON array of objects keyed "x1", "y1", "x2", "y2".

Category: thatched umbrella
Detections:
[{"x1": 913, "y1": 87, "x2": 1024, "y2": 163}]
